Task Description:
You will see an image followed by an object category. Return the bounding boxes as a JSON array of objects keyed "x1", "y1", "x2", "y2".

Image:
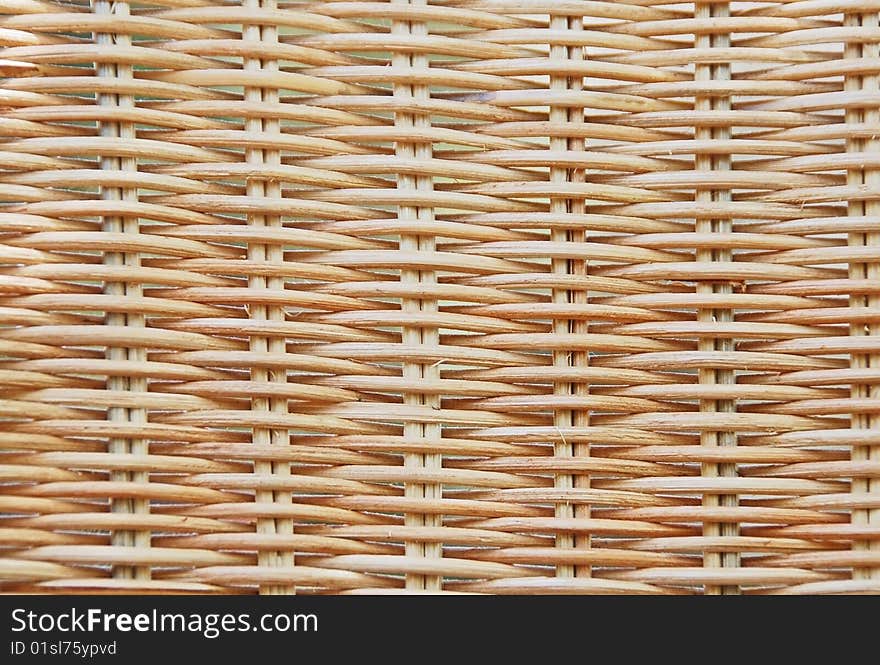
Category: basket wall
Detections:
[{"x1": 1, "y1": 0, "x2": 879, "y2": 595}]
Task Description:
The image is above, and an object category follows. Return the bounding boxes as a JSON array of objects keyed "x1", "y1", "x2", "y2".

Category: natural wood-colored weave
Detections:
[{"x1": 1, "y1": 0, "x2": 879, "y2": 595}]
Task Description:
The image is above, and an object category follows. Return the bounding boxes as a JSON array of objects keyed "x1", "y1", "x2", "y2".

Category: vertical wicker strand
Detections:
[
  {"x1": 548, "y1": 12, "x2": 583, "y2": 579},
  {"x1": 263, "y1": 0, "x2": 294, "y2": 592},
  {"x1": 244, "y1": 0, "x2": 293, "y2": 595},
  {"x1": 861, "y1": 10, "x2": 880, "y2": 585},
  {"x1": 567, "y1": 15, "x2": 591, "y2": 580},
  {"x1": 393, "y1": 0, "x2": 441, "y2": 592},
  {"x1": 695, "y1": 0, "x2": 738, "y2": 595},
  {"x1": 847, "y1": 10, "x2": 880, "y2": 585},
  {"x1": 414, "y1": 5, "x2": 442, "y2": 593},
  {"x1": 93, "y1": 0, "x2": 149, "y2": 583}
]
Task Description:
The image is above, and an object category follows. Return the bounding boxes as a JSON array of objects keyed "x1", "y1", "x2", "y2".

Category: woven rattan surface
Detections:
[{"x1": 1, "y1": 0, "x2": 879, "y2": 595}]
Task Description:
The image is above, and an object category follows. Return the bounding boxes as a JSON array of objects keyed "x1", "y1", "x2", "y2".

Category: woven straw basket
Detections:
[{"x1": 1, "y1": 0, "x2": 879, "y2": 596}]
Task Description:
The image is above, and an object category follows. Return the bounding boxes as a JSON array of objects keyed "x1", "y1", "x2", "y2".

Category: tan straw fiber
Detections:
[{"x1": 0, "y1": 0, "x2": 878, "y2": 595}]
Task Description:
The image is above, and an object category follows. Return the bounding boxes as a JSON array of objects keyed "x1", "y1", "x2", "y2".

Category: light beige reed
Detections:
[{"x1": 0, "y1": 0, "x2": 878, "y2": 595}]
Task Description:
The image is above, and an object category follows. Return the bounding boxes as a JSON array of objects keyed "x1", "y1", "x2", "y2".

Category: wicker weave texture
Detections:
[{"x1": 1, "y1": 0, "x2": 879, "y2": 595}]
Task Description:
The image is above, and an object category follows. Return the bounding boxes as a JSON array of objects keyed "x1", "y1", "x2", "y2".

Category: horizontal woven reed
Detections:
[{"x1": 1, "y1": 0, "x2": 879, "y2": 595}]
